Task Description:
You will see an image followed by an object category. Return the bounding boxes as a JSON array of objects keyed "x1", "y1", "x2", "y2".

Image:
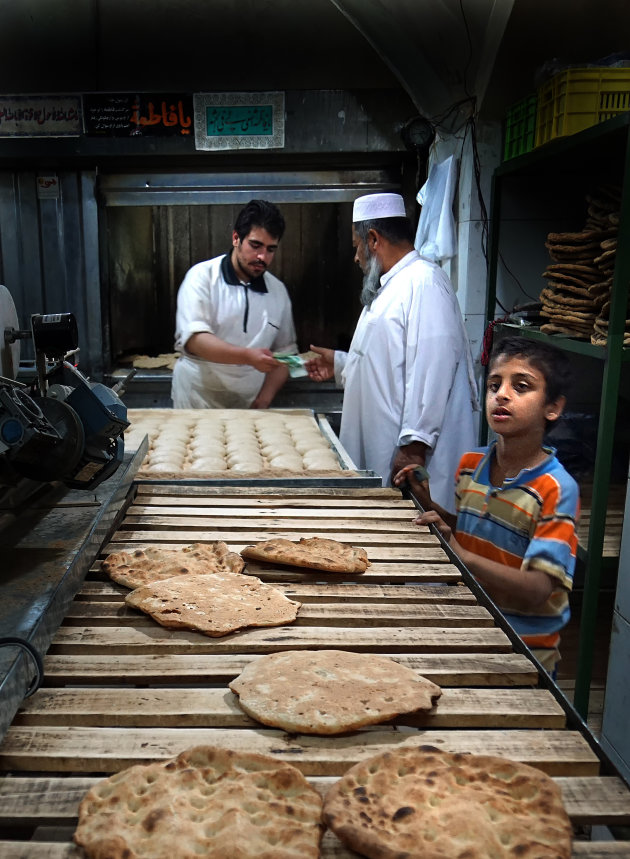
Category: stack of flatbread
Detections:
[
  {"x1": 74, "y1": 746, "x2": 324, "y2": 859},
  {"x1": 583, "y1": 186, "x2": 630, "y2": 347},
  {"x1": 229, "y1": 650, "x2": 441, "y2": 734},
  {"x1": 540, "y1": 186, "x2": 621, "y2": 342},
  {"x1": 241, "y1": 536, "x2": 370, "y2": 573},
  {"x1": 125, "y1": 408, "x2": 347, "y2": 478},
  {"x1": 101, "y1": 543, "x2": 301, "y2": 637},
  {"x1": 323, "y1": 746, "x2": 572, "y2": 858}
]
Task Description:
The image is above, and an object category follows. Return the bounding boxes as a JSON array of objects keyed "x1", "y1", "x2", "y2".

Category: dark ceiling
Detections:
[{"x1": 1, "y1": 1, "x2": 629, "y2": 122}]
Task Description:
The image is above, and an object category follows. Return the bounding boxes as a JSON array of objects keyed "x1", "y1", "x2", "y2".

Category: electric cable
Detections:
[{"x1": 0, "y1": 636, "x2": 44, "y2": 697}]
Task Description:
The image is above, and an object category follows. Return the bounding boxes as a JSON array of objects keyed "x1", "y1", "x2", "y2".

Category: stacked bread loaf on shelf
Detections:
[{"x1": 540, "y1": 185, "x2": 629, "y2": 346}]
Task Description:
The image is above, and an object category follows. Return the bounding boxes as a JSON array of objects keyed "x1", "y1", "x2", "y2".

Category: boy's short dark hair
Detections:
[
  {"x1": 234, "y1": 200, "x2": 286, "y2": 242},
  {"x1": 489, "y1": 335, "x2": 573, "y2": 403}
]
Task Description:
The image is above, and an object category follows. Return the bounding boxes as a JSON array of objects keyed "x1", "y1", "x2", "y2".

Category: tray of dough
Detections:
[{"x1": 124, "y1": 408, "x2": 381, "y2": 486}]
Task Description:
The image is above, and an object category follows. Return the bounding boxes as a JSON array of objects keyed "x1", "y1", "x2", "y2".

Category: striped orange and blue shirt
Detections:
[{"x1": 453, "y1": 443, "x2": 579, "y2": 649}]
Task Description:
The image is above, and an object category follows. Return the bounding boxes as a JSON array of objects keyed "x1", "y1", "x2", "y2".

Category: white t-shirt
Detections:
[{"x1": 171, "y1": 253, "x2": 297, "y2": 408}]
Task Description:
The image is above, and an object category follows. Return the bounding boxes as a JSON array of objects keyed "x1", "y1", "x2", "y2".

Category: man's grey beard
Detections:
[{"x1": 360, "y1": 252, "x2": 383, "y2": 307}]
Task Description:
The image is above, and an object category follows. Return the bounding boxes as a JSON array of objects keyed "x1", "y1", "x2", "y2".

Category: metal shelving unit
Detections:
[{"x1": 485, "y1": 113, "x2": 630, "y2": 719}]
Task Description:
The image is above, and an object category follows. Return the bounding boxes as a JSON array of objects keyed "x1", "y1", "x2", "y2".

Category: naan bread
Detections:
[
  {"x1": 74, "y1": 745, "x2": 323, "y2": 859},
  {"x1": 125, "y1": 572, "x2": 300, "y2": 636},
  {"x1": 229, "y1": 650, "x2": 441, "y2": 734},
  {"x1": 323, "y1": 746, "x2": 572, "y2": 859},
  {"x1": 102, "y1": 543, "x2": 245, "y2": 589},
  {"x1": 241, "y1": 537, "x2": 369, "y2": 573},
  {"x1": 138, "y1": 353, "x2": 179, "y2": 369}
]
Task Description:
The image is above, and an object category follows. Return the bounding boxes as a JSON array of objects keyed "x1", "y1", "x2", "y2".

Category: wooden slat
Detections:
[
  {"x1": 2, "y1": 841, "x2": 628, "y2": 858},
  {"x1": 121, "y1": 514, "x2": 423, "y2": 533},
  {"x1": 78, "y1": 579, "x2": 478, "y2": 604},
  {"x1": 128, "y1": 503, "x2": 419, "y2": 519},
  {"x1": 577, "y1": 488, "x2": 625, "y2": 557},
  {"x1": 135, "y1": 485, "x2": 403, "y2": 499},
  {"x1": 42, "y1": 652, "x2": 539, "y2": 687},
  {"x1": 93, "y1": 558, "x2": 463, "y2": 583},
  {"x1": 134, "y1": 494, "x2": 416, "y2": 507},
  {"x1": 0, "y1": 727, "x2": 600, "y2": 776},
  {"x1": 570, "y1": 846, "x2": 630, "y2": 857},
  {"x1": 1, "y1": 775, "x2": 628, "y2": 826},
  {"x1": 49, "y1": 624, "x2": 513, "y2": 654},
  {"x1": 108, "y1": 528, "x2": 442, "y2": 547},
  {"x1": 13, "y1": 687, "x2": 566, "y2": 729},
  {"x1": 61, "y1": 601, "x2": 494, "y2": 628}
]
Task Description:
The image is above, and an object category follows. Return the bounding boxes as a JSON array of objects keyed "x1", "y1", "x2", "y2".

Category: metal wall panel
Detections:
[
  {"x1": 0, "y1": 170, "x2": 102, "y2": 375},
  {"x1": 97, "y1": 167, "x2": 402, "y2": 206}
]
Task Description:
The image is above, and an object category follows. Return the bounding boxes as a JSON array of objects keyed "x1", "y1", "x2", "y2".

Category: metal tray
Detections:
[{"x1": 125, "y1": 408, "x2": 383, "y2": 487}]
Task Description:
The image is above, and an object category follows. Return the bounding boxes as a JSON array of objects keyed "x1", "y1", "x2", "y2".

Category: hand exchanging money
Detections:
[{"x1": 304, "y1": 345, "x2": 335, "y2": 382}]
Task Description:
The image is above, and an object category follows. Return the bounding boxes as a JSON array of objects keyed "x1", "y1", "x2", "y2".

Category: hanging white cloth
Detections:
[{"x1": 415, "y1": 155, "x2": 458, "y2": 263}]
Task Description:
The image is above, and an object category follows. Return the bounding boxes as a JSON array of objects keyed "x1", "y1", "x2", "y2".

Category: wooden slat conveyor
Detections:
[{"x1": 1, "y1": 484, "x2": 629, "y2": 857}]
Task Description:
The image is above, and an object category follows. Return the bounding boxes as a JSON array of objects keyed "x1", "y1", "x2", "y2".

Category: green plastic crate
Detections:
[
  {"x1": 536, "y1": 67, "x2": 630, "y2": 147},
  {"x1": 503, "y1": 95, "x2": 538, "y2": 161}
]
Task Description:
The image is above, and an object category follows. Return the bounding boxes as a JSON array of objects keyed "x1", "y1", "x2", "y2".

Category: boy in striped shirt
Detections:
[{"x1": 397, "y1": 336, "x2": 579, "y2": 674}]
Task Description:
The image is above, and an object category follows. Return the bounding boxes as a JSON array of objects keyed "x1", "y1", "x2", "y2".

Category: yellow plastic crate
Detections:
[{"x1": 535, "y1": 67, "x2": 630, "y2": 147}]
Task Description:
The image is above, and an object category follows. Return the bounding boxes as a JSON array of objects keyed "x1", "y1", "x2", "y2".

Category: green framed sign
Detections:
[{"x1": 194, "y1": 92, "x2": 284, "y2": 151}]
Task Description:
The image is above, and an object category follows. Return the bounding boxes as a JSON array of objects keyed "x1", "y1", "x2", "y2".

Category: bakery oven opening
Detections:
[{"x1": 103, "y1": 201, "x2": 363, "y2": 371}]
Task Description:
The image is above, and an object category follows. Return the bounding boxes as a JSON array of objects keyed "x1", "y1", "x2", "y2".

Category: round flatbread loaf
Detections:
[
  {"x1": 323, "y1": 746, "x2": 572, "y2": 859},
  {"x1": 125, "y1": 572, "x2": 301, "y2": 637},
  {"x1": 74, "y1": 745, "x2": 323, "y2": 859},
  {"x1": 102, "y1": 543, "x2": 245, "y2": 589},
  {"x1": 241, "y1": 536, "x2": 369, "y2": 573},
  {"x1": 229, "y1": 650, "x2": 442, "y2": 734}
]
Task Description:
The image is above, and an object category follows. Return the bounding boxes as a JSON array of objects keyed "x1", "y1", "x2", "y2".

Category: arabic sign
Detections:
[
  {"x1": 0, "y1": 95, "x2": 81, "y2": 137},
  {"x1": 205, "y1": 105, "x2": 273, "y2": 136},
  {"x1": 194, "y1": 92, "x2": 284, "y2": 151},
  {"x1": 37, "y1": 175, "x2": 60, "y2": 199},
  {"x1": 83, "y1": 93, "x2": 193, "y2": 136}
]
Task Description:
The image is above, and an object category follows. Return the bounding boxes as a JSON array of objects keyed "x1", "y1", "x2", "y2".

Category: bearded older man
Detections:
[{"x1": 306, "y1": 192, "x2": 478, "y2": 513}]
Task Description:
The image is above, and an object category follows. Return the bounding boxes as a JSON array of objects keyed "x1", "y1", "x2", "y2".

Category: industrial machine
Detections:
[{"x1": 0, "y1": 285, "x2": 130, "y2": 502}]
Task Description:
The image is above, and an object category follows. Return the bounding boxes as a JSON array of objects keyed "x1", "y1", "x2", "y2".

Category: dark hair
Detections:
[
  {"x1": 489, "y1": 335, "x2": 573, "y2": 403},
  {"x1": 234, "y1": 199, "x2": 286, "y2": 241},
  {"x1": 354, "y1": 217, "x2": 415, "y2": 245}
]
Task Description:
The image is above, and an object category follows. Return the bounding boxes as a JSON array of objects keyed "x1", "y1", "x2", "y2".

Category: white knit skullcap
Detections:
[{"x1": 352, "y1": 192, "x2": 406, "y2": 222}]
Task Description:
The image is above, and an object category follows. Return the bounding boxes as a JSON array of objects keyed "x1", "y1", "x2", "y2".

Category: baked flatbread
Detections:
[
  {"x1": 540, "y1": 324, "x2": 591, "y2": 339},
  {"x1": 125, "y1": 572, "x2": 300, "y2": 636},
  {"x1": 229, "y1": 650, "x2": 441, "y2": 735},
  {"x1": 323, "y1": 746, "x2": 572, "y2": 859},
  {"x1": 241, "y1": 536, "x2": 369, "y2": 573},
  {"x1": 542, "y1": 277, "x2": 592, "y2": 296},
  {"x1": 546, "y1": 229, "x2": 607, "y2": 244},
  {"x1": 74, "y1": 745, "x2": 323, "y2": 859},
  {"x1": 102, "y1": 543, "x2": 245, "y2": 589},
  {"x1": 130, "y1": 352, "x2": 179, "y2": 369},
  {"x1": 545, "y1": 263, "x2": 603, "y2": 280},
  {"x1": 540, "y1": 288, "x2": 595, "y2": 309}
]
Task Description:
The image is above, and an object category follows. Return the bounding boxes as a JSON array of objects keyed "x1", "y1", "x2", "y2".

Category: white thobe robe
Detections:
[{"x1": 334, "y1": 250, "x2": 478, "y2": 513}]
